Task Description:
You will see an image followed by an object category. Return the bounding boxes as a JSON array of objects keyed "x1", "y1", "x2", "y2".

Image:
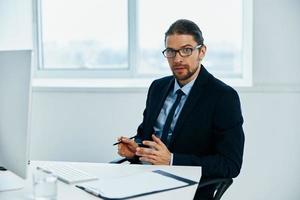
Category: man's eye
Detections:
[
  {"x1": 166, "y1": 49, "x2": 175, "y2": 54},
  {"x1": 181, "y1": 48, "x2": 192, "y2": 54}
]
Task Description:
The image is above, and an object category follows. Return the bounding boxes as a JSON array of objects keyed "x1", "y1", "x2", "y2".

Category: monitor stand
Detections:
[{"x1": 0, "y1": 167, "x2": 24, "y2": 192}]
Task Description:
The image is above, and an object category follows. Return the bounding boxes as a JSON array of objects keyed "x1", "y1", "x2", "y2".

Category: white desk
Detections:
[{"x1": 0, "y1": 161, "x2": 201, "y2": 200}]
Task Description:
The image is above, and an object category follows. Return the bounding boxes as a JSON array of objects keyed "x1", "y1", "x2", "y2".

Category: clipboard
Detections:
[{"x1": 76, "y1": 170, "x2": 198, "y2": 199}]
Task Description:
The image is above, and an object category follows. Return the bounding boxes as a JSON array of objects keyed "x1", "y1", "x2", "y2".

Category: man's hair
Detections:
[{"x1": 164, "y1": 19, "x2": 204, "y2": 45}]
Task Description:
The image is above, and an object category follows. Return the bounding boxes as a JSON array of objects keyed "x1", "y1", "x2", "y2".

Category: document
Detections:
[
  {"x1": 0, "y1": 171, "x2": 24, "y2": 191},
  {"x1": 76, "y1": 170, "x2": 197, "y2": 199}
]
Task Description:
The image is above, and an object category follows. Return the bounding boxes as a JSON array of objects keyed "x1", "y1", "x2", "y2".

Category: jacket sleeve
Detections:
[
  {"x1": 135, "y1": 80, "x2": 157, "y2": 141},
  {"x1": 173, "y1": 89, "x2": 245, "y2": 178},
  {"x1": 127, "y1": 81, "x2": 156, "y2": 164}
]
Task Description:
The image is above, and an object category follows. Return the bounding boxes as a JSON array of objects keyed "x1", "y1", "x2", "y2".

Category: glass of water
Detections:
[{"x1": 32, "y1": 168, "x2": 57, "y2": 200}]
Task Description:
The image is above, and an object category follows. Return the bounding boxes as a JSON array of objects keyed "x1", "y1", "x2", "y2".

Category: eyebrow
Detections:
[{"x1": 166, "y1": 44, "x2": 194, "y2": 49}]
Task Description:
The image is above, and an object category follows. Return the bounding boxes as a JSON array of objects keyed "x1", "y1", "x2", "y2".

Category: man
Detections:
[{"x1": 117, "y1": 19, "x2": 244, "y2": 199}]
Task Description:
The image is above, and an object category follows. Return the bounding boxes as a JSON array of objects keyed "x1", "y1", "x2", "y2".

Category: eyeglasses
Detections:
[{"x1": 162, "y1": 45, "x2": 202, "y2": 58}]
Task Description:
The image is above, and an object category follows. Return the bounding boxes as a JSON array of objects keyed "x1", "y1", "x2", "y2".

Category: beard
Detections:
[{"x1": 172, "y1": 65, "x2": 199, "y2": 82}]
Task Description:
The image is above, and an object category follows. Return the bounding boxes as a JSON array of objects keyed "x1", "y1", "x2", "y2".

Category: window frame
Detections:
[{"x1": 32, "y1": 0, "x2": 252, "y2": 87}]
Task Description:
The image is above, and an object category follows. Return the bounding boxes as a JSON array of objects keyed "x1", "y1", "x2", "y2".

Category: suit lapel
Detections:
[
  {"x1": 147, "y1": 78, "x2": 174, "y2": 134},
  {"x1": 169, "y1": 66, "x2": 211, "y2": 148}
]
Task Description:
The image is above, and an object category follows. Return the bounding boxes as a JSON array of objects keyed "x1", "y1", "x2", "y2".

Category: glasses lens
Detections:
[
  {"x1": 164, "y1": 49, "x2": 175, "y2": 58},
  {"x1": 180, "y1": 48, "x2": 193, "y2": 56}
]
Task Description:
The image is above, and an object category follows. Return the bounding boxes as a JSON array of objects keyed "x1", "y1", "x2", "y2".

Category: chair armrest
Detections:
[
  {"x1": 109, "y1": 156, "x2": 142, "y2": 164},
  {"x1": 198, "y1": 178, "x2": 232, "y2": 188},
  {"x1": 109, "y1": 157, "x2": 128, "y2": 164},
  {"x1": 198, "y1": 178, "x2": 233, "y2": 200}
]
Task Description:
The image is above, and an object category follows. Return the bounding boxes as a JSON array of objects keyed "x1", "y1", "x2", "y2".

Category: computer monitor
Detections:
[{"x1": 0, "y1": 50, "x2": 32, "y2": 191}]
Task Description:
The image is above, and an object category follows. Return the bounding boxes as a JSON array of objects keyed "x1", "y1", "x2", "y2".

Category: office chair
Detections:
[{"x1": 110, "y1": 158, "x2": 233, "y2": 200}]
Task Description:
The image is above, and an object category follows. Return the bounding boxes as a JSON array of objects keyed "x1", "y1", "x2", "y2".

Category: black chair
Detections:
[
  {"x1": 110, "y1": 158, "x2": 233, "y2": 200},
  {"x1": 196, "y1": 177, "x2": 233, "y2": 200}
]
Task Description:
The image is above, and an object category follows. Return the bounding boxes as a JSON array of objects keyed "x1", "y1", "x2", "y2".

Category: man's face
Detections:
[{"x1": 165, "y1": 34, "x2": 206, "y2": 85}]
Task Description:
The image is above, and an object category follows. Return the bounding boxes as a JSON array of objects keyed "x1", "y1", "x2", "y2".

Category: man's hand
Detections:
[
  {"x1": 117, "y1": 136, "x2": 139, "y2": 159},
  {"x1": 135, "y1": 134, "x2": 171, "y2": 165}
]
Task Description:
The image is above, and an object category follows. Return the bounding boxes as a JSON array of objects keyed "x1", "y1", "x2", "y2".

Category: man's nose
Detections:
[{"x1": 173, "y1": 52, "x2": 183, "y2": 63}]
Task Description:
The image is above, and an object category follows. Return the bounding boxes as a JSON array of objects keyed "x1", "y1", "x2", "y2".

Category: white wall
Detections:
[
  {"x1": 227, "y1": 92, "x2": 300, "y2": 199},
  {"x1": 1, "y1": 0, "x2": 300, "y2": 199},
  {"x1": 30, "y1": 89, "x2": 146, "y2": 162},
  {"x1": 253, "y1": 0, "x2": 300, "y2": 86}
]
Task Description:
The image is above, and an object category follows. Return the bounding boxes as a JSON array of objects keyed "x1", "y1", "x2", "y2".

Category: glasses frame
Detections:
[{"x1": 162, "y1": 44, "x2": 202, "y2": 58}]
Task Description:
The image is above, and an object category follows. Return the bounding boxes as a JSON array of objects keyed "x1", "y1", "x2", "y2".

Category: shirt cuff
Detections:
[{"x1": 169, "y1": 153, "x2": 174, "y2": 166}]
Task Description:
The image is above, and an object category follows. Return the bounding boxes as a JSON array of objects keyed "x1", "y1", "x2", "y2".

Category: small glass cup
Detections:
[{"x1": 32, "y1": 168, "x2": 57, "y2": 200}]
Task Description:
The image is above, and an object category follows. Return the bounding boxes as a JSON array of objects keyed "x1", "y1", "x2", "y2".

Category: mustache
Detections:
[{"x1": 172, "y1": 64, "x2": 189, "y2": 68}]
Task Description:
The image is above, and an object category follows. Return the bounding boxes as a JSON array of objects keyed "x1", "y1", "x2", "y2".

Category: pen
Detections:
[
  {"x1": 76, "y1": 185, "x2": 101, "y2": 197},
  {"x1": 36, "y1": 166, "x2": 55, "y2": 175},
  {"x1": 0, "y1": 166, "x2": 7, "y2": 171},
  {"x1": 113, "y1": 136, "x2": 136, "y2": 146}
]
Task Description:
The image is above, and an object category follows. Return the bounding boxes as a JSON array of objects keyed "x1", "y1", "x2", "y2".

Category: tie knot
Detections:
[{"x1": 176, "y1": 89, "x2": 185, "y2": 98}]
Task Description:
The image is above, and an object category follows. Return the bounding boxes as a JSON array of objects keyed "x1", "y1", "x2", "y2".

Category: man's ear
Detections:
[{"x1": 198, "y1": 45, "x2": 207, "y2": 61}]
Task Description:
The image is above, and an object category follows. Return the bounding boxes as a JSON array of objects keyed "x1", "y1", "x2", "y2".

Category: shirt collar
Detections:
[{"x1": 173, "y1": 76, "x2": 197, "y2": 96}]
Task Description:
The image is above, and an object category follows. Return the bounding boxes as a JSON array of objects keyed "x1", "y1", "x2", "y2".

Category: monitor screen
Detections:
[{"x1": 0, "y1": 50, "x2": 32, "y2": 191}]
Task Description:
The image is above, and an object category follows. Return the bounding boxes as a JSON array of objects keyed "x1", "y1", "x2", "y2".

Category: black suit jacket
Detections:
[{"x1": 136, "y1": 66, "x2": 244, "y2": 179}]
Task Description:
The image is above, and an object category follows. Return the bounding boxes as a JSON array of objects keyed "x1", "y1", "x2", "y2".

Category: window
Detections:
[
  {"x1": 34, "y1": 0, "x2": 252, "y2": 86},
  {"x1": 40, "y1": 0, "x2": 128, "y2": 70}
]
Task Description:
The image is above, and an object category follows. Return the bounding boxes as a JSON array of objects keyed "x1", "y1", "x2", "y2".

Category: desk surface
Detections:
[{"x1": 0, "y1": 161, "x2": 201, "y2": 200}]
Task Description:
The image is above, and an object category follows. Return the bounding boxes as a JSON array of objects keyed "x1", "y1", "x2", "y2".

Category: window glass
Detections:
[
  {"x1": 138, "y1": 0, "x2": 242, "y2": 76},
  {"x1": 41, "y1": 0, "x2": 128, "y2": 69}
]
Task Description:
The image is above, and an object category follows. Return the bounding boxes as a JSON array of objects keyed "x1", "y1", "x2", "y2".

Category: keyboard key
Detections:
[{"x1": 37, "y1": 163, "x2": 98, "y2": 184}]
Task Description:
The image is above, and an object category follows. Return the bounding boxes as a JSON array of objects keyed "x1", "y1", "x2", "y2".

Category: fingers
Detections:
[
  {"x1": 137, "y1": 147, "x2": 171, "y2": 165},
  {"x1": 118, "y1": 143, "x2": 127, "y2": 156},
  {"x1": 117, "y1": 134, "x2": 167, "y2": 161},
  {"x1": 152, "y1": 134, "x2": 164, "y2": 146},
  {"x1": 116, "y1": 136, "x2": 137, "y2": 148},
  {"x1": 139, "y1": 155, "x2": 157, "y2": 164},
  {"x1": 118, "y1": 143, "x2": 136, "y2": 158},
  {"x1": 135, "y1": 147, "x2": 158, "y2": 157},
  {"x1": 142, "y1": 135, "x2": 165, "y2": 150},
  {"x1": 117, "y1": 136, "x2": 138, "y2": 158},
  {"x1": 118, "y1": 136, "x2": 130, "y2": 143},
  {"x1": 117, "y1": 143, "x2": 125, "y2": 157},
  {"x1": 120, "y1": 137, "x2": 136, "y2": 145},
  {"x1": 136, "y1": 147, "x2": 158, "y2": 164},
  {"x1": 142, "y1": 140, "x2": 160, "y2": 150},
  {"x1": 137, "y1": 135, "x2": 171, "y2": 165}
]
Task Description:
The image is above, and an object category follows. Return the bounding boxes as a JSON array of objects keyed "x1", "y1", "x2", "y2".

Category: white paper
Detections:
[
  {"x1": 78, "y1": 170, "x2": 189, "y2": 199},
  {"x1": 0, "y1": 171, "x2": 24, "y2": 191}
]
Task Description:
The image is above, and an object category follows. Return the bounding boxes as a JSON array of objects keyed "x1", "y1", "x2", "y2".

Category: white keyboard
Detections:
[{"x1": 37, "y1": 163, "x2": 98, "y2": 184}]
